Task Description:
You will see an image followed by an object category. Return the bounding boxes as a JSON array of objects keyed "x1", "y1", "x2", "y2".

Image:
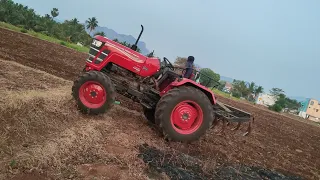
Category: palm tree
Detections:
[
  {"x1": 248, "y1": 82, "x2": 256, "y2": 94},
  {"x1": 247, "y1": 82, "x2": 256, "y2": 100},
  {"x1": 255, "y1": 86, "x2": 264, "y2": 95},
  {"x1": 71, "y1": 18, "x2": 79, "y2": 25},
  {"x1": 51, "y1": 8, "x2": 59, "y2": 18},
  {"x1": 86, "y1": 17, "x2": 98, "y2": 36}
]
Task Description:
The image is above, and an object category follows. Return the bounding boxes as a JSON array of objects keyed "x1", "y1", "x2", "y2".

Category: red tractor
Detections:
[{"x1": 72, "y1": 25, "x2": 253, "y2": 142}]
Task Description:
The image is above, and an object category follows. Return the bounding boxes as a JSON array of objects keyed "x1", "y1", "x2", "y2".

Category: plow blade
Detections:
[{"x1": 212, "y1": 101, "x2": 254, "y2": 136}]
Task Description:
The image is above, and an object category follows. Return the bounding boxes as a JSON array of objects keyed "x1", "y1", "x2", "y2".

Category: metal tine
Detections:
[
  {"x1": 243, "y1": 122, "x2": 251, "y2": 136},
  {"x1": 231, "y1": 122, "x2": 241, "y2": 131},
  {"x1": 243, "y1": 116, "x2": 255, "y2": 136},
  {"x1": 217, "y1": 119, "x2": 227, "y2": 136}
]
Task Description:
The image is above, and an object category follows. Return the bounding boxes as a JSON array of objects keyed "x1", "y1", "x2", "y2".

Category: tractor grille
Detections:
[{"x1": 86, "y1": 39, "x2": 110, "y2": 65}]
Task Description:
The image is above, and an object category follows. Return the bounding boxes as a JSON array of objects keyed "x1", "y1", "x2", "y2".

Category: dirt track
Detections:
[{"x1": 0, "y1": 27, "x2": 320, "y2": 180}]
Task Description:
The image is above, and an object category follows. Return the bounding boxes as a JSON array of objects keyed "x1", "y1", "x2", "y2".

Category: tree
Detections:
[
  {"x1": 269, "y1": 103, "x2": 283, "y2": 112},
  {"x1": 270, "y1": 88, "x2": 285, "y2": 97},
  {"x1": 254, "y1": 86, "x2": 264, "y2": 96},
  {"x1": 248, "y1": 82, "x2": 256, "y2": 94},
  {"x1": 269, "y1": 93, "x2": 286, "y2": 112},
  {"x1": 231, "y1": 80, "x2": 250, "y2": 98},
  {"x1": 51, "y1": 8, "x2": 59, "y2": 18},
  {"x1": 268, "y1": 91, "x2": 301, "y2": 113},
  {"x1": 285, "y1": 98, "x2": 301, "y2": 111},
  {"x1": 199, "y1": 68, "x2": 220, "y2": 87},
  {"x1": 217, "y1": 80, "x2": 226, "y2": 91},
  {"x1": 71, "y1": 18, "x2": 79, "y2": 25},
  {"x1": 86, "y1": 17, "x2": 98, "y2": 36},
  {"x1": 94, "y1": 31, "x2": 105, "y2": 36},
  {"x1": 44, "y1": 14, "x2": 51, "y2": 19}
]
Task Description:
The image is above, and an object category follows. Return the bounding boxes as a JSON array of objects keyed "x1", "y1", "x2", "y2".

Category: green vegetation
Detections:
[
  {"x1": 268, "y1": 88, "x2": 301, "y2": 112},
  {"x1": 20, "y1": 28, "x2": 27, "y2": 33},
  {"x1": 0, "y1": 0, "x2": 93, "y2": 45},
  {"x1": 86, "y1": 17, "x2": 98, "y2": 36},
  {"x1": 0, "y1": 0, "x2": 138, "y2": 54},
  {"x1": 230, "y1": 80, "x2": 263, "y2": 102},
  {"x1": 0, "y1": 22, "x2": 90, "y2": 53},
  {"x1": 211, "y1": 88, "x2": 240, "y2": 101},
  {"x1": 199, "y1": 68, "x2": 220, "y2": 87}
]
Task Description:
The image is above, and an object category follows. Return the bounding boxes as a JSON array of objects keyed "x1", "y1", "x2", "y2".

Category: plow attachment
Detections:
[{"x1": 212, "y1": 101, "x2": 254, "y2": 136}]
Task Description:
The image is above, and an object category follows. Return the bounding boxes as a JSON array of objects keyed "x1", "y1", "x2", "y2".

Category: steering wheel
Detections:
[{"x1": 163, "y1": 57, "x2": 174, "y2": 70}]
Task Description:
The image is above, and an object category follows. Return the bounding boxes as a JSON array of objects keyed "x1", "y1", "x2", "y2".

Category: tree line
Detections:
[
  {"x1": 1, "y1": 0, "x2": 91, "y2": 45},
  {"x1": 0, "y1": 0, "x2": 142, "y2": 52},
  {"x1": 268, "y1": 88, "x2": 300, "y2": 112}
]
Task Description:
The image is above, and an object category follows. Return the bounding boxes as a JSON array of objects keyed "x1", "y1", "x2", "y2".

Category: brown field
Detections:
[{"x1": 0, "y1": 27, "x2": 319, "y2": 180}]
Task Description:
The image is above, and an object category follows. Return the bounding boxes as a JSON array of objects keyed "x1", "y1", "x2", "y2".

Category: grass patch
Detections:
[
  {"x1": 0, "y1": 21, "x2": 21, "y2": 31},
  {"x1": 210, "y1": 88, "x2": 240, "y2": 101},
  {"x1": 20, "y1": 28, "x2": 27, "y2": 33},
  {"x1": 60, "y1": 41, "x2": 67, "y2": 46},
  {"x1": 0, "y1": 22, "x2": 89, "y2": 53}
]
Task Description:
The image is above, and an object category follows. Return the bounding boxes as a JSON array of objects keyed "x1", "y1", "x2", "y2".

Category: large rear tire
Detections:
[
  {"x1": 155, "y1": 86, "x2": 214, "y2": 142},
  {"x1": 72, "y1": 71, "x2": 115, "y2": 115}
]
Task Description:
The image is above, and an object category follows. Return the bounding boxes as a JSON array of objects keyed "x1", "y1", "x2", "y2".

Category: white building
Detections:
[{"x1": 255, "y1": 93, "x2": 277, "y2": 107}]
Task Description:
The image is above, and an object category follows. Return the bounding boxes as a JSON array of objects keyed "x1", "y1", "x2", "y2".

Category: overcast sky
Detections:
[{"x1": 15, "y1": 0, "x2": 320, "y2": 100}]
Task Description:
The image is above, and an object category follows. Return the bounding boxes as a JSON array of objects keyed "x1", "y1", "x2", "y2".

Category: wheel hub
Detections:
[
  {"x1": 79, "y1": 81, "x2": 107, "y2": 108},
  {"x1": 171, "y1": 102, "x2": 199, "y2": 130},
  {"x1": 182, "y1": 113, "x2": 189, "y2": 120},
  {"x1": 90, "y1": 91, "x2": 97, "y2": 97}
]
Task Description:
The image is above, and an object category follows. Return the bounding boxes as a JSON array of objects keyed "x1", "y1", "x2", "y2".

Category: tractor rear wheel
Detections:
[
  {"x1": 155, "y1": 86, "x2": 214, "y2": 142},
  {"x1": 72, "y1": 70, "x2": 115, "y2": 115}
]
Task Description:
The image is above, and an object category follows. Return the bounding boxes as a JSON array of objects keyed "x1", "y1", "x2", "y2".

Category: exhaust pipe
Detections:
[{"x1": 131, "y1": 25, "x2": 144, "y2": 51}]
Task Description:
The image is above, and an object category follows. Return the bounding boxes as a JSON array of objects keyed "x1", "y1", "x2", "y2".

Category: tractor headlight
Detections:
[{"x1": 92, "y1": 39, "x2": 102, "y2": 47}]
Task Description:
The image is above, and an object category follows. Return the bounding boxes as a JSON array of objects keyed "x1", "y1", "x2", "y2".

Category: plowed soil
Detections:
[{"x1": 0, "y1": 27, "x2": 319, "y2": 180}]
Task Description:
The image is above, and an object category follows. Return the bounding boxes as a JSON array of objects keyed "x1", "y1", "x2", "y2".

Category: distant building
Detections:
[
  {"x1": 255, "y1": 93, "x2": 277, "y2": 107},
  {"x1": 222, "y1": 82, "x2": 233, "y2": 93},
  {"x1": 298, "y1": 98, "x2": 320, "y2": 122}
]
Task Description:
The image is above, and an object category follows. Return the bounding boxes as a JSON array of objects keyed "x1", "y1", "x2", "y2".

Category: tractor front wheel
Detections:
[
  {"x1": 155, "y1": 86, "x2": 214, "y2": 142},
  {"x1": 72, "y1": 71, "x2": 115, "y2": 115}
]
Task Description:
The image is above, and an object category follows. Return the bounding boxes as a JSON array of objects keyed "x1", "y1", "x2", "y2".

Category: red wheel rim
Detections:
[
  {"x1": 170, "y1": 100, "x2": 203, "y2": 135},
  {"x1": 78, "y1": 81, "x2": 107, "y2": 108}
]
